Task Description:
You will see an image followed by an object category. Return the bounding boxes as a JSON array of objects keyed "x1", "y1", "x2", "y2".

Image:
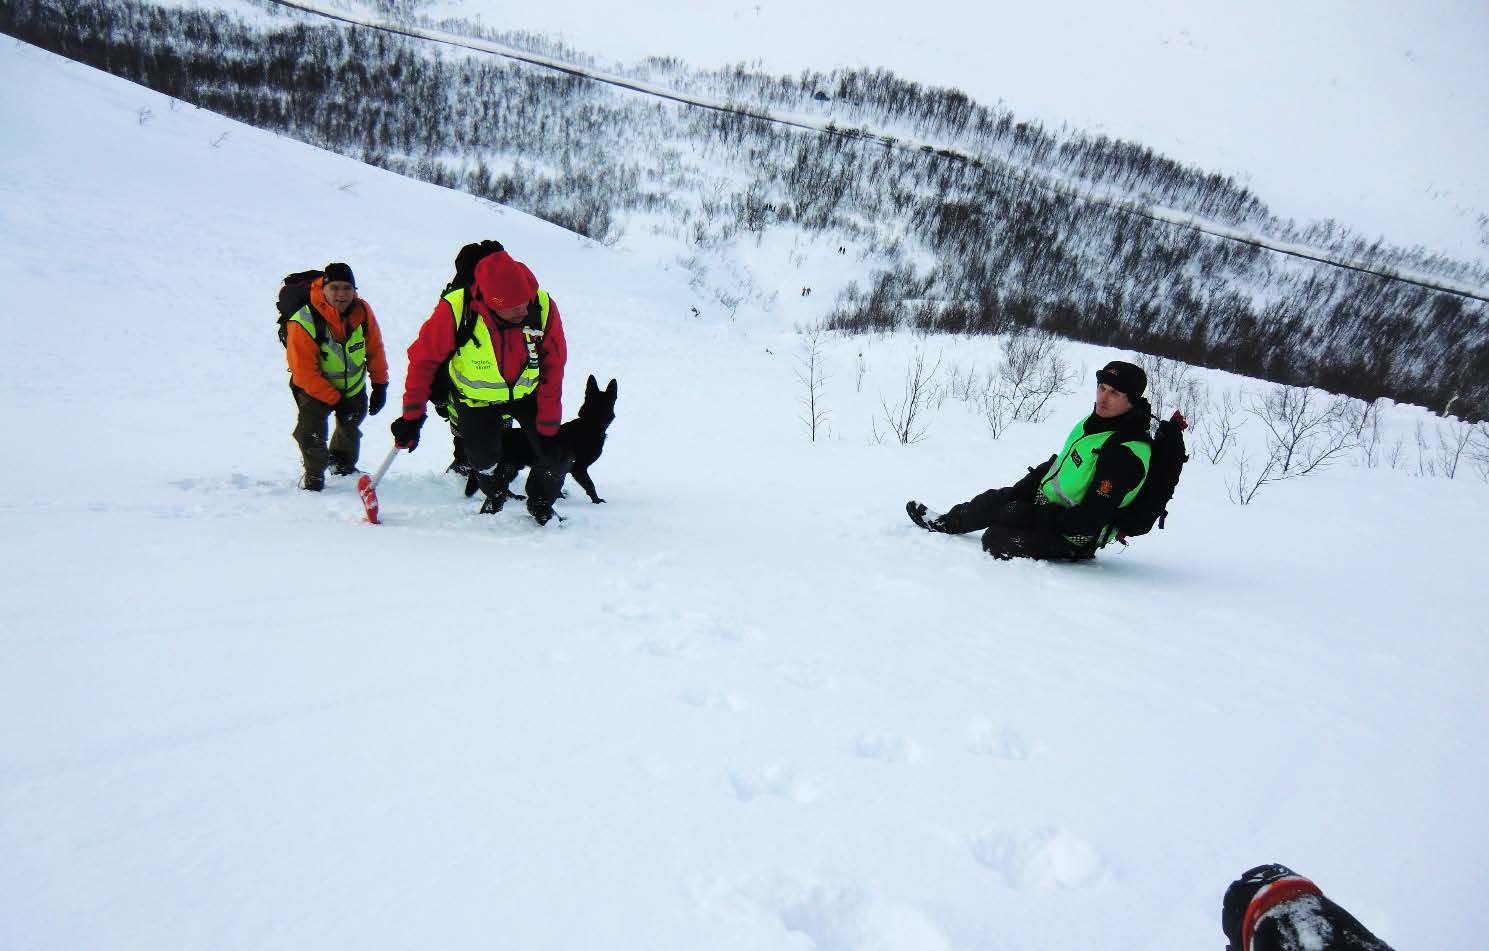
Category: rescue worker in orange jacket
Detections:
[{"x1": 285, "y1": 262, "x2": 390, "y2": 490}]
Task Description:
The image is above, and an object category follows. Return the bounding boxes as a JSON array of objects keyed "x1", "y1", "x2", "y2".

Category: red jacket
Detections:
[
  {"x1": 285, "y1": 278, "x2": 389, "y2": 405},
  {"x1": 400, "y1": 292, "x2": 567, "y2": 436}
]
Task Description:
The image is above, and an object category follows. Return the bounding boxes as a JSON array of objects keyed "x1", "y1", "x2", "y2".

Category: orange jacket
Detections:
[{"x1": 285, "y1": 277, "x2": 390, "y2": 405}]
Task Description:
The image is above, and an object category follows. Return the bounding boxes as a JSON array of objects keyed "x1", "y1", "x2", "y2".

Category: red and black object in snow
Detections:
[{"x1": 357, "y1": 446, "x2": 400, "y2": 524}]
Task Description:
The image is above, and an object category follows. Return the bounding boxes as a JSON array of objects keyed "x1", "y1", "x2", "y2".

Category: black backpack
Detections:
[
  {"x1": 1114, "y1": 410, "x2": 1189, "y2": 542},
  {"x1": 444, "y1": 239, "x2": 505, "y2": 296},
  {"x1": 276, "y1": 269, "x2": 325, "y2": 346},
  {"x1": 431, "y1": 241, "x2": 506, "y2": 414}
]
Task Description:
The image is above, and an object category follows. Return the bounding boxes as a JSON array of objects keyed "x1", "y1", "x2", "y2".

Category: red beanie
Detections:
[{"x1": 474, "y1": 251, "x2": 538, "y2": 309}]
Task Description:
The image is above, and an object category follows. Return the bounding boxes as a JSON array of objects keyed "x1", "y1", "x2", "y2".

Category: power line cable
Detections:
[{"x1": 265, "y1": 0, "x2": 1489, "y2": 305}]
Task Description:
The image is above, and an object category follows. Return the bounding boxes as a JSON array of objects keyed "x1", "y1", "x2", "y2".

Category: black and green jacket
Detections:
[{"x1": 941, "y1": 398, "x2": 1153, "y2": 551}]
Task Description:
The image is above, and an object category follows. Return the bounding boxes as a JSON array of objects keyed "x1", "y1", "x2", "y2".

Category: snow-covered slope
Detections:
[
  {"x1": 2, "y1": 42, "x2": 1484, "y2": 951},
  {"x1": 383, "y1": 0, "x2": 1489, "y2": 266}
]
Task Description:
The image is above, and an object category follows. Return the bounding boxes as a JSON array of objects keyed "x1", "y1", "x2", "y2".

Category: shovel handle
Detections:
[{"x1": 368, "y1": 445, "x2": 400, "y2": 490}]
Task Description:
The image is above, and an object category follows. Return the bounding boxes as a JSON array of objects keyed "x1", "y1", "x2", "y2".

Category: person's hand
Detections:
[
  {"x1": 368, "y1": 382, "x2": 388, "y2": 416},
  {"x1": 391, "y1": 414, "x2": 425, "y2": 451}
]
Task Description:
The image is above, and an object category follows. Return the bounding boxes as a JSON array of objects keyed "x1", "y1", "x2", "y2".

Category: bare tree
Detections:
[
  {"x1": 1145, "y1": 355, "x2": 1205, "y2": 421},
  {"x1": 973, "y1": 329, "x2": 1076, "y2": 439},
  {"x1": 1415, "y1": 418, "x2": 1475, "y2": 479},
  {"x1": 995, "y1": 329, "x2": 1076, "y2": 424},
  {"x1": 1193, "y1": 384, "x2": 1243, "y2": 464},
  {"x1": 794, "y1": 326, "x2": 830, "y2": 442},
  {"x1": 1348, "y1": 399, "x2": 1385, "y2": 468},
  {"x1": 717, "y1": 289, "x2": 743, "y2": 320},
  {"x1": 879, "y1": 347, "x2": 942, "y2": 444},
  {"x1": 1469, "y1": 423, "x2": 1489, "y2": 482},
  {"x1": 1228, "y1": 385, "x2": 1357, "y2": 505},
  {"x1": 1385, "y1": 436, "x2": 1410, "y2": 471},
  {"x1": 1246, "y1": 385, "x2": 1357, "y2": 478},
  {"x1": 1226, "y1": 447, "x2": 1278, "y2": 506},
  {"x1": 943, "y1": 360, "x2": 983, "y2": 403},
  {"x1": 979, "y1": 386, "x2": 1016, "y2": 440}
]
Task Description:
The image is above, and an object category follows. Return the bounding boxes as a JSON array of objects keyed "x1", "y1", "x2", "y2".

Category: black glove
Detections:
[
  {"x1": 368, "y1": 382, "x2": 388, "y2": 416},
  {"x1": 390, "y1": 414, "x2": 425, "y2": 451}
]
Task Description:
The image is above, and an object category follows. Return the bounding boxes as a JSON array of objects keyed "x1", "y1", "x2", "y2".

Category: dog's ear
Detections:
[
  {"x1": 586, "y1": 374, "x2": 599, "y2": 395},
  {"x1": 605, "y1": 379, "x2": 618, "y2": 398}
]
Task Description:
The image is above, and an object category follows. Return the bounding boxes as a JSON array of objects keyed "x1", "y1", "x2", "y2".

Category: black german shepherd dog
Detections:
[{"x1": 476, "y1": 375, "x2": 618, "y2": 504}]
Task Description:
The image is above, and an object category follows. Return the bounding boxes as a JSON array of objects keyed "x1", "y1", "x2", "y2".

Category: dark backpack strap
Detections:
[{"x1": 453, "y1": 292, "x2": 480, "y2": 350}]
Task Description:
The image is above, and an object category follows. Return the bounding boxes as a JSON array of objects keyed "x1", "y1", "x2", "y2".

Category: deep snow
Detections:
[{"x1": 1, "y1": 41, "x2": 1485, "y2": 951}]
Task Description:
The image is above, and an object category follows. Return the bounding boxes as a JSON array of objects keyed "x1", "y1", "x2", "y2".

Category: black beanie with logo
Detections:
[{"x1": 1096, "y1": 360, "x2": 1147, "y2": 399}]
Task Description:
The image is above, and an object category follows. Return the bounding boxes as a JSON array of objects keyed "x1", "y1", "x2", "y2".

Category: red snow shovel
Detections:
[{"x1": 357, "y1": 446, "x2": 401, "y2": 524}]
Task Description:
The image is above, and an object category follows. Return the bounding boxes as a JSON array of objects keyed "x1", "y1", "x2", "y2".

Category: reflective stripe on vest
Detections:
[
  {"x1": 445, "y1": 288, "x2": 551, "y2": 407},
  {"x1": 291, "y1": 306, "x2": 368, "y2": 396},
  {"x1": 1039, "y1": 420, "x2": 1152, "y2": 547}
]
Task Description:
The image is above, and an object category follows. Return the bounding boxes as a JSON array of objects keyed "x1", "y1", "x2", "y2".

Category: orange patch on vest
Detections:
[{"x1": 1097, "y1": 479, "x2": 1113, "y2": 497}]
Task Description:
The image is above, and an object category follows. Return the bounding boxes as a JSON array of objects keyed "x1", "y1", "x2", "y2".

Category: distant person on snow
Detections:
[
  {"x1": 285, "y1": 262, "x2": 389, "y2": 490},
  {"x1": 390, "y1": 248, "x2": 569, "y2": 525},
  {"x1": 906, "y1": 360, "x2": 1152, "y2": 560},
  {"x1": 1222, "y1": 863, "x2": 1394, "y2": 951}
]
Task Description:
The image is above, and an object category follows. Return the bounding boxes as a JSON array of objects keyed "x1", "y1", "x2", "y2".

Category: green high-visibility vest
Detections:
[
  {"x1": 444, "y1": 287, "x2": 551, "y2": 407},
  {"x1": 1039, "y1": 419, "x2": 1152, "y2": 548},
  {"x1": 290, "y1": 306, "x2": 368, "y2": 396}
]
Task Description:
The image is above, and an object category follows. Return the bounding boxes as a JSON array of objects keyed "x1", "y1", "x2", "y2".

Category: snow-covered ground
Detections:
[
  {"x1": 389, "y1": 0, "x2": 1489, "y2": 266},
  {"x1": 2, "y1": 42, "x2": 1485, "y2": 951}
]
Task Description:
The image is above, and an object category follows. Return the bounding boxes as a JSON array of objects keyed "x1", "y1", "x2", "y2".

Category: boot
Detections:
[
  {"x1": 330, "y1": 451, "x2": 357, "y2": 476},
  {"x1": 474, "y1": 462, "x2": 519, "y2": 513},
  {"x1": 447, "y1": 432, "x2": 471, "y2": 476},
  {"x1": 527, "y1": 494, "x2": 554, "y2": 526},
  {"x1": 301, "y1": 471, "x2": 325, "y2": 492},
  {"x1": 525, "y1": 463, "x2": 564, "y2": 526},
  {"x1": 478, "y1": 494, "x2": 506, "y2": 514}
]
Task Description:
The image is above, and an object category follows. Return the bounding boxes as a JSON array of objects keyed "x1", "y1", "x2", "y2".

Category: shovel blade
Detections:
[{"x1": 357, "y1": 473, "x2": 381, "y2": 524}]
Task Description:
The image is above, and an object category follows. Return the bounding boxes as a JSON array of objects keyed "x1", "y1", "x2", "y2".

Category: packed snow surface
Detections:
[{"x1": 2, "y1": 43, "x2": 1485, "y2": 951}]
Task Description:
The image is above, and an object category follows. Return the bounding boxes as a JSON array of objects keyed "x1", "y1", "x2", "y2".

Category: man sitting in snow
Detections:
[{"x1": 906, "y1": 360, "x2": 1152, "y2": 561}]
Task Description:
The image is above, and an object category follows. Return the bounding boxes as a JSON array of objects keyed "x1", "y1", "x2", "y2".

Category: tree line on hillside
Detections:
[{"x1": 4, "y1": 0, "x2": 1485, "y2": 420}]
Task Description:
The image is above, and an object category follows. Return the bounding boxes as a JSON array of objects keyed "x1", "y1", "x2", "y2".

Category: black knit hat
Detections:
[
  {"x1": 323, "y1": 262, "x2": 356, "y2": 287},
  {"x1": 1096, "y1": 360, "x2": 1146, "y2": 399}
]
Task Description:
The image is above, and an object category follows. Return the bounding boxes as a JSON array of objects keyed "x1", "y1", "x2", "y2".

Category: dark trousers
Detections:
[
  {"x1": 459, "y1": 398, "x2": 567, "y2": 508},
  {"x1": 292, "y1": 385, "x2": 367, "y2": 476},
  {"x1": 980, "y1": 524, "x2": 1090, "y2": 562}
]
